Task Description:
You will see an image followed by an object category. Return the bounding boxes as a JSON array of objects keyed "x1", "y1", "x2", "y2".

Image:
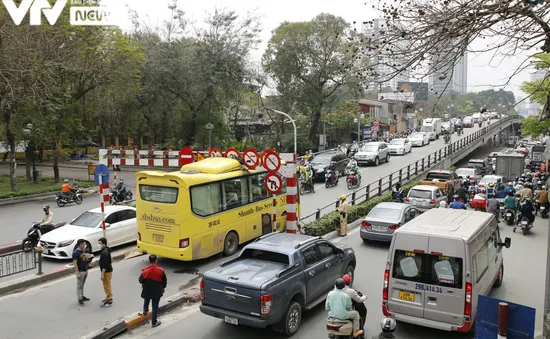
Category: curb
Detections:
[
  {"x1": 0, "y1": 242, "x2": 21, "y2": 255},
  {"x1": 0, "y1": 249, "x2": 143, "y2": 297},
  {"x1": 322, "y1": 219, "x2": 363, "y2": 241},
  {"x1": 81, "y1": 286, "x2": 202, "y2": 339},
  {"x1": 0, "y1": 189, "x2": 98, "y2": 207}
]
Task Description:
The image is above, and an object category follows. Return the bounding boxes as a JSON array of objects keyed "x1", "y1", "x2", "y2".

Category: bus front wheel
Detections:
[{"x1": 223, "y1": 232, "x2": 239, "y2": 256}]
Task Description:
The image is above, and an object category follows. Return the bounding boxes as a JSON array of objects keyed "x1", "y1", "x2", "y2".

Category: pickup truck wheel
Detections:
[
  {"x1": 223, "y1": 232, "x2": 239, "y2": 256},
  {"x1": 281, "y1": 301, "x2": 302, "y2": 337}
]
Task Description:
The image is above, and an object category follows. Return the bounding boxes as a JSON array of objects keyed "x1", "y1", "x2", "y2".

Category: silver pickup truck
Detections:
[{"x1": 199, "y1": 233, "x2": 356, "y2": 337}]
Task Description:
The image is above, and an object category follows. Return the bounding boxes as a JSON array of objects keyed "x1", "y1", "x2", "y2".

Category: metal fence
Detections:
[
  {"x1": 0, "y1": 249, "x2": 42, "y2": 278},
  {"x1": 299, "y1": 117, "x2": 512, "y2": 224}
]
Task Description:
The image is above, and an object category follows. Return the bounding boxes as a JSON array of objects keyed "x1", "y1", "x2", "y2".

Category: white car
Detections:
[
  {"x1": 408, "y1": 132, "x2": 430, "y2": 147},
  {"x1": 39, "y1": 206, "x2": 137, "y2": 259},
  {"x1": 479, "y1": 175, "x2": 504, "y2": 187},
  {"x1": 388, "y1": 138, "x2": 412, "y2": 155},
  {"x1": 455, "y1": 167, "x2": 482, "y2": 184}
]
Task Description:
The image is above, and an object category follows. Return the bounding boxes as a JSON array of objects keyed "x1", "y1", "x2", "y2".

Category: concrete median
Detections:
[
  {"x1": 0, "y1": 248, "x2": 142, "y2": 297},
  {"x1": 0, "y1": 242, "x2": 21, "y2": 254},
  {"x1": 81, "y1": 286, "x2": 201, "y2": 339}
]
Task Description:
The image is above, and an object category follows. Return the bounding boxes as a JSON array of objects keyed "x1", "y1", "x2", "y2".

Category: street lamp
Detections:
[
  {"x1": 353, "y1": 112, "x2": 365, "y2": 143},
  {"x1": 262, "y1": 107, "x2": 297, "y2": 158},
  {"x1": 22, "y1": 123, "x2": 38, "y2": 184}
]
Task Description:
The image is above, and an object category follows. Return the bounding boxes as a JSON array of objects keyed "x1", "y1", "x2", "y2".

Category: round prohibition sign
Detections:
[
  {"x1": 209, "y1": 148, "x2": 223, "y2": 158},
  {"x1": 265, "y1": 172, "x2": 283, "y2": 195},
  {"x1": 242, "y1": 148, "x2": 260, "y2": 170},
  {"x1": 225, "y1": 147, "x2": 241, "y2": 160},
  {"x1": 261, "y1": 150, "x2": 281, "y2": 173}
]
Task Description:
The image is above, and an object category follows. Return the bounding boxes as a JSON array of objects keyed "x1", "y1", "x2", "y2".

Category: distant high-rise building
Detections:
[
  {"x1": 429, "y1": 51, "x2": 468, "y2": 95},
  {"x1": 529, "y1": 69, "x2": 546, "y2": 115},
  {"x1": 362, "y1": 19, "x2": 410, "y2": 92}
]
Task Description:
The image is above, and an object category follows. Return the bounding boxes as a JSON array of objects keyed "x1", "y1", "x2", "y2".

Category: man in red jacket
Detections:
[{"x1": 139, "y1": 255, "x2": 167, "y2": 327}]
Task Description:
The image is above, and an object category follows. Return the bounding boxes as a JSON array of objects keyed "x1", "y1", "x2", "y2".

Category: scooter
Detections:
[
  {"x1": 516, "y1": 216, "x2": 533, "y2": 235},
  {"x1": 325, "y1": 168, "x2": 339, "y2": 188},
  {"x1": 504, "y1": 209, "x2": 516, "y2": 225},
  {"x1": 109, "y1": 187, "x2": 134, "y2": 204},
  {"x1": 299, "y1": 174, "x2": 315, "y2": 194},
  {"x1": 21, "y1": 221, "x2": 66, "y2": 251},
  {"x1": 327, "y1": 291, "x2": 367, "y2": 339},
  {"x1": 55, "y1": 189, "x2": 83, "y2": 207},
  {"x1": 346, "y1": 172, "x2": 361, "y2": 189}
]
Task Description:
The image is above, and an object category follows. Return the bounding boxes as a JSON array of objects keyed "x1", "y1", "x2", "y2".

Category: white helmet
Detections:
[
  {"x1": 538, "y1": 181, "x2": 542, "y2": 185},
  {"x1": 508, "y1": 182, "x2": 512, "y2": 186},
  {"x1": 380, "y1": 317, "x2": 397, "y2": 333}
]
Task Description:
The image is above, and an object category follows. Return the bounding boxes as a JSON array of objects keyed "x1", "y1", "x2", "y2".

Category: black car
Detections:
[{"x1": 310, "y1": 151, "x2": 349, "y2": 181}]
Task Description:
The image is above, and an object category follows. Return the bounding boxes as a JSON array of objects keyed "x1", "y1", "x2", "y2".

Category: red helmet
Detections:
[{"x1": 342, "y1": 274, "x2": 352, "y2": 285}]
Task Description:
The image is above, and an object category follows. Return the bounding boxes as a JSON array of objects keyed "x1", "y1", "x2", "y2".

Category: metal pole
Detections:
[
  {"x1": 498, "y1": 302, "x2": 509, "y2": 339},
  {"x1": 36, "y1": 248, "x2": 43, "y2": 275},
  {"x1": 32, "y1": 143, "x2": 37, "y2": 184},
  {"x1": 208, "y1": 130, "x2": 212, "y2": 149},
  {"x1": 272, "y1": 194, "x2": 277, "y2": 231},
  {"x1": 99, "y1": 175, "x2": 107, "y2": 239},
  {"x1": 357, "y1": 113, "x2": 360, "y2": 143}
]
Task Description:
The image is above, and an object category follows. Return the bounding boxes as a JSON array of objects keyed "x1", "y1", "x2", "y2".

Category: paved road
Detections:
[{"x1": 118, "y1": 212, "x2": 547, "y2": 339}]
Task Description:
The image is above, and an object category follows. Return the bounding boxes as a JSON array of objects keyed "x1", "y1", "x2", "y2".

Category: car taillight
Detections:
[
  {"x1": 200, "y1": 279, "x2": 205, "y2": 301},
  {"x1": 389, "y1": 225, "x2": 399, "y2": 230},
  {"x1": 430, "y1": 199, "x2": 436, "y2": 204},
  {"x1": 482, "y1": 167, "x2": 486, "y2": 170},
  {"x1": 464, "y1": 282, "x2": 472, "y2": 317},
  {"x1": 137, "y1": 232, "x2": 141, "y2": 241},
  {"x1": 383, "y1": 270, "x2": 389, "y2": 301},
  {"x1": 179, "y1": 238, "x2": 189, "y2": 248},
  {"x1": 260, "y1": 294, "x2": 273, "y2": 316},
  {"x1": 361, "y1": 221, "x2": 372, "y2": 228}
]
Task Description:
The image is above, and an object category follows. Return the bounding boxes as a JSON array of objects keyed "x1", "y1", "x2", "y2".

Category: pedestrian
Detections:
[
  {"x1": 73, "y1": 239, "x2": 92, "y2": 306},
  {"x1": 139, "y1": 255, "x2": 167, "y2": 328},
  {"x1": 98, "y1": 237, "x2": 113, "y2": 307},
  {"x1": 337, "y1": 195, "x2": 350, "y2": 237}
]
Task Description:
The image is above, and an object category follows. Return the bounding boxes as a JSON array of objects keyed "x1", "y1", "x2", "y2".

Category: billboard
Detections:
[{"x1": 397, "y1": 82, "x2": 429, "y2": 101}]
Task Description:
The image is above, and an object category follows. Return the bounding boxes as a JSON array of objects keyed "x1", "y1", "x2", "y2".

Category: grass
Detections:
[{"x1": 0, "y1": 175, "x2": 96, "y2": 199}]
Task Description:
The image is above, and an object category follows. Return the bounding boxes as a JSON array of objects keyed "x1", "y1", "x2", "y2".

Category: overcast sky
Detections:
[{"x1": 113, "y1": 0, "x2": 536, "y2": 103}]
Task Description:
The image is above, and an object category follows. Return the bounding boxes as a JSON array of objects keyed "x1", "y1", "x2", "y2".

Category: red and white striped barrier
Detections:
[
  {"x1": 284, "y1": 156, "x2": 298, "y2": 234},
  {"x1": 99, "y1": 149, "x2": 180, "y2": 167}
]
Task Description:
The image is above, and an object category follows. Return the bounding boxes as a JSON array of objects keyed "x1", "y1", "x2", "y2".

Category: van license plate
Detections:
[
  {"x1": 154, "y1": 235, "x2": 164, "y2": 243},
  {"x1": 224, "y1": 316, "x2": 238, "y2": 325},
  {"x1": 398, "y1": 291, "x2": 415, "y2": 302},
  {"x1": 506, "y1": 213, "x2": 511, "y2": 217}
]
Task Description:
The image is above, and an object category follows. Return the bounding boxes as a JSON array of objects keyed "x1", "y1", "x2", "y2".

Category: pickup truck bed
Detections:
[{"x1": 418, "y1": 171, "x2": 461, "y2": 192}]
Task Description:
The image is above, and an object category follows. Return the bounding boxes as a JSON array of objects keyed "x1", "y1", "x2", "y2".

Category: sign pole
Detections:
[
  {"x1": 99, "y1": 175, "x2": 106, "y2": 239},
  {"x1": 272, "y1": 194, "x2": 277, "y2": 232}
]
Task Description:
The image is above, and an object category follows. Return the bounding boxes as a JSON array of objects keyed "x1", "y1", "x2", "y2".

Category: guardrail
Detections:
[
  {"x1": 0, "y1": 249, "x2": 43, "y2": 278},
  {"x1": 299, "y1": 117, "x2": 512, "y2": 224}
]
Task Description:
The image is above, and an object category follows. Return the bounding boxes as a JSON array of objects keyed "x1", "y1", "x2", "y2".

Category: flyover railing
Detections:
[{"x1": 298, "y1": 117, "x2": 512, "y2": 224}]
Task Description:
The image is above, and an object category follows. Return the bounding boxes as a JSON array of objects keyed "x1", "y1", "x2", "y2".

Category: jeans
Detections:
[
  {"x1": 76, "y1": 271, "x2": 88, "y2": 301},
  {"x1": 143, "y1": 298, "x2": 160, "y2": 325}
]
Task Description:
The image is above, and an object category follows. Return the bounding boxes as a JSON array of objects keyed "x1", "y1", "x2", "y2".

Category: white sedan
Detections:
[
  {"x1": 39, "y1": 206, "x2": 137, "y2": 259},
  {"x1": 388, "y1": 138, "x2": 412, "y2": 155},
  {"x1": 408, "y1": 132, "x2": 430, "y2": 147}
]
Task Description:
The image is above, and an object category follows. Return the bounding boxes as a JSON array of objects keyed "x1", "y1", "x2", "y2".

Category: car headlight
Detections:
[{"x1": 58, "y1": 240, "x2": 74, "y2": 247}]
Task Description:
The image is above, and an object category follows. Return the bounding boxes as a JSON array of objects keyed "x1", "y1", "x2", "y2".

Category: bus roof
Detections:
[
  {"x1": 136, "y1": 157, "x2": 265, "y2": 188},
  {"x1": 396, "y1": 209, "x2": 493, "y2": 243}
]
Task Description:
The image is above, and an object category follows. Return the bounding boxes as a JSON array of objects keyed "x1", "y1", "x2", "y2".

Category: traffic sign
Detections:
[
  {"x1": 279, "y1": 153, "x2": 295, "y2": 162},
  {"x1": 209, "y1": 148, "x2": 223, "y2": 157},
  {"x1": 242, "y1": 148, "x2": 260, "y2": 170},
  {"x1": 205, "y1": 123, "x2": 214, "y2": 130},
  {"x1": 93, "y1": 164, "x2": 110, "y2": 186},
  {"x1": 265, "y1": 173, "x2": 282, "y2": 195},
  {"x1": 179, "y1": 147, "x2": 194, "y2": 166},
  {"x1": 261, "y1": 150, "x2": 281, "y2": 173},
  {"x1": 225, "y1": 148, "x2": 241, "y2": 160},
  {"x1": 278, "y1": 164, "x2": 296, "y2": 178}
]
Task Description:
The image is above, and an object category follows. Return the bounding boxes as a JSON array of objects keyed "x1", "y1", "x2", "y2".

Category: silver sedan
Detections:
[{"x1": 360, "y1": 202, "x2": 420, "y2": 242}]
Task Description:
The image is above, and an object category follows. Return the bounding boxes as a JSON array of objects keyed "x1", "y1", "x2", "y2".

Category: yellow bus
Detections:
[{"x1": 135, "y1": 157, "x2": 297, "y2": 261}]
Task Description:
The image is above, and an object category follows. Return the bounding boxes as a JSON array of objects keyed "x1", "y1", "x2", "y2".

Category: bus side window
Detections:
[
  {"x1": 250, "y1": 174, "x2": 269, "y2": 202},
  {"x1": 222, "y1": 178, "x2": 249, "y2": 210},
  {"x1": 191, "y1": 183, "x2": 222, "y2": 216}
]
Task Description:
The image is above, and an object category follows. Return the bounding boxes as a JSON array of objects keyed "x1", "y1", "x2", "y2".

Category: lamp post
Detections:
[
  {"x1": 263, "y1": 107, "x2": 297, "y2": 157},
  {"x1": 354, "y1": 112, "x2": 365, "y2": 143},
  {"x1": 22, "y1": 123, "x2": 38, "y2": 184}
]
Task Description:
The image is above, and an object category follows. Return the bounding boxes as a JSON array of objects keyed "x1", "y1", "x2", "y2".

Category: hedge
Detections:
[{"x1": 302, "y1": 180, "x2": 420, "y2": 236}]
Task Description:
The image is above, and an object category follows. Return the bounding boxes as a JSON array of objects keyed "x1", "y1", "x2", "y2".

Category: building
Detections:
[
  {"x1": 529, "y1": 69, "x2": 546, "y2": 115},
  {"x1": 361, "y1": 19, "x2": 410, "y2": 91},
  {"x1": 429, "y1": 51, "x2": 468, "y2": 95}
]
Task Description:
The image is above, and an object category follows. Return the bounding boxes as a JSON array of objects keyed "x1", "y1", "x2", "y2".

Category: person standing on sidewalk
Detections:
[
  {"x1": 73, "y1": 239, "x2": 90, "y2": 306},
  {"x1": 139, "y1": 255, "x2": 167, "y2": 328},
  {"x1": 337, "y1": 195, "x2": 350, "y2": 237},
  {"x1": 98, "y1": 237, "x2": 113, "y2": 307}
]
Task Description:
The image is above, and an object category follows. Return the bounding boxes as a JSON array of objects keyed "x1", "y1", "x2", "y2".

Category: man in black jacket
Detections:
[
  {"x1": 139, "y1": 255, "x2": 167, "y2": 327},
  {"x1": 98, "y1": 237, "x2": 113, "y2": 307}
]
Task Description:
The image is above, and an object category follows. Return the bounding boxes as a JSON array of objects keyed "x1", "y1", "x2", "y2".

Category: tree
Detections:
[
  {"x1": 520, "y1": 115, "x2": 550, "y2": 137},
  {"x1": 263, "y1": 13, "x2": 369, "y2": 148},
  {"x1": 521, "y1": 53, "x2": 550, "y2": 112}
]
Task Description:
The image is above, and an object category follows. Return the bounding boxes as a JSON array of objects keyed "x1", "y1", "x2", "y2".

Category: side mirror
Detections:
[
  {"x1": 104, "y1": 223, "x2": 111, "y2": 228},
  {"x1": 504, "y1": 237, "x2": 511, "y2": 248},
  {"x1": 337, "y1": 248, "x2": 345, "y2": 256}
]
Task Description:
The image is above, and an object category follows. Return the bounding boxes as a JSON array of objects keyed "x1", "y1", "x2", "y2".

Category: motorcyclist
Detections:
[
  {"x1": 449, "y1": 195, "x2": 467, "y2": 210},
  {"x1": 487, "y1": 195, "x2": 500, "y2": 222},
  {"x1": 504, "y1": 182, "x2": 516, "y2": 194},
  {"x1": 325, "y1": 278, "x2": 363, "y2": 338},
  {"x1": 39, "y1": 205, "x2": 55, "y2": 231},
  {"x1": 539, "y1": 186, "x2": 549, "y2": 212},
  {"x1": 115, "y1": 179, "x2": 127, "y2": 202},
  {"x1": 391, "y1": 183, "x2": 404, "y2": 202},
  {"x1": 372, "y1": 317, "x2": 397, "y2": 339},
  {"x1": 520, "y1": 184, "x2": 533, "y2": 203},
  {"x1": 349, "y1": 160, "x2": 361, "y2": 185},
  {"x1": 305, "y1": 164, "x2": 315, "y2": 191},
  {"x1": 455, "y1": 183, "x2": 468, "y2": 203},
  {"x1": 504, "y1": 191, "x2": 518, "y2": 220},
  {"x1": 342, "y1": 274, "x2": 367, "y2": 338},
  {"x1": 496, "y1": 178, "x2": 504, "y2": 191},
  {"x1": 487, "y1": 182, "x2": 496, "y2": 198},
  {"x1": 515, "y1": 197, "x2": 535, "y2": 231},
  {"x1": 61, "y1": 178, "x2": 75, "y2": 199}
]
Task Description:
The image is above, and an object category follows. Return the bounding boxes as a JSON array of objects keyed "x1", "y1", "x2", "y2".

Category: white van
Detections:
[
  {"x1": 472, "y1": 113, "x2": 482, "y2": 123},
  {"x1": 382, "y1": 209, "x2": 511, "y2": 333}
]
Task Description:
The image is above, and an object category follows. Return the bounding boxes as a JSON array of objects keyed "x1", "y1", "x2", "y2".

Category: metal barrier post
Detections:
[
  {"x1": 421, "y1": 158, "x2": 425, "y2": 172},
  {"x1": 407, "y1": 166, "x2": 410, "y2": 181},
  {"x1": 37, "y1": 248, "x2": 43, "y2": 275},
  {"x1": 315, "y1": 209, "x2": 321, "y2": 220},
  {"x1": 378, "y1": 179, "x2": 382, "y2": 196},
  {"x1": 352, "y1": 191, "x2": 356, "y2": 206},
  {"x1": 366, "y1": 184, "x2": 370, "y2": 201},
  {"x1": 389, "y1": 173, "x2": 393, "y2": 192},
  {"x1": 498, "y1": 302, "x2": 509, "y2": 339},
  {"x1": 415, "y1": 161, "x2": 418, "y2": 176},
  {"x1": 427, "y1": 154, "x2": 431, "y2": 167},
  {"x1": 438, "y1": 149, "x2": 442, "y2": 161},
  {"x1": 399, "y1": 169, "x2": 403, "y2": 184}
]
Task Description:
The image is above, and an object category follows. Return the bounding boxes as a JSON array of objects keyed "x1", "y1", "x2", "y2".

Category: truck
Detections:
[
  {"x1": 420, "y1": 118, "x2": 442, "y2": 140},
  {"x1": 417, "y1": 170, "x2": 463, "y2": 193},
  {"x1": 530, "y1": 145, "x2": 546, "y2": 169},
  {"x1": 199, "y1": 233, "x2": 357, "y2": 337},
  {"x1": 494, "y1": 152, "x2": 525, "y2": 182}
]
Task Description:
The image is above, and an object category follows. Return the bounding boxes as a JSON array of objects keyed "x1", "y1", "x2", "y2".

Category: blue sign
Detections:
[
  {"x1": 363, "y1": 127, "x2": 372, "y2": 139},
  {"x1": 476, "y1": 295, "x2": 536, "y2": 339},
  {"x1": 93, "y1": 164, "x2": 110, "y2": 185}
]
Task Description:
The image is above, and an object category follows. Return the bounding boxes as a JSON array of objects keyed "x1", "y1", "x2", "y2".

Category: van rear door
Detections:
[
  {"x1": 424, "y1": 236, "x2": 466, "y2": 326},
  {"x1": 387, "y1": 233, "x2": 429, "y2": 318}
]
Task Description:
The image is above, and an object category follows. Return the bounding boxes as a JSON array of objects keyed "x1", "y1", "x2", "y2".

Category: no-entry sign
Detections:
[{"x1": 261, "y1": 150, "x2": 281, "y2": 173}]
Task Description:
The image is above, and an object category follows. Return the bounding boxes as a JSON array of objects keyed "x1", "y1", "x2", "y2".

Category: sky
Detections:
[{"x1": 112, "y1": 0, "x2": 537, "y2": 103}]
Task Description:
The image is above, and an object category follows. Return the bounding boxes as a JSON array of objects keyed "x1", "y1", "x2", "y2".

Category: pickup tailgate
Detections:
[
  {"x1": 202, "y1": 259, "x2": 287, "y2": 316},
  {"x1": 418, "y1": 180, "x2": 446, "y2": 189}
]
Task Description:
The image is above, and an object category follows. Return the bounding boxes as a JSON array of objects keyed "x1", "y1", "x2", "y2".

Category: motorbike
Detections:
[
  {"x1": 21, "y1": 221, "x2": 66, "y2": 251},
  {"x1": 516, "y1": 216, "x2": 533, "y2": 235},
  {"x1": 55, "y1": 189, "x2": 83, "y2": 207},
  {"x1": 478, "y1": 122, "x2": 483, "y2": 128},
  {"x1": 325, "y1": 168, "x2": 339, "y2": 188},
  {"x1": 299, "y1": 174, "x2": 315, "y2": 194},
  {"x1": 346, "y1": 172, "x2": 361, "y2": 189},
  {"x1": 327, "y1": 290, "x2": 367, "y2": 339},
  {"x1": 541, "y1": 203, "x2": 549, "y2": 218},
  {"x1": 443, "y1": 134, "x2": 450, "y2": 144},
  {"x1": 109, "y1": 187, "x2": 134, "y2": 204},
  {"x1": 504, "y1": 209, "x2": 516, "y2": 225}
]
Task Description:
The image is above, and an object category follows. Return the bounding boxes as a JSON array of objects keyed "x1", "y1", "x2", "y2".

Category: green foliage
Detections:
[
  {"x1": 302, "y1": 180, "x2": 419, "y2": 236},
  {"x1": 520, "y1": 115, "x2": 550, "y2": 137},
  {"x1": 0, "y1": 176, "x2": 96, "y2": 199},
  {"x1": 322, "y1": 101, "x2": 374, "y2": 145},
  {"x1": 520, "y1": 53, "x2": 550, "y2": 109}
]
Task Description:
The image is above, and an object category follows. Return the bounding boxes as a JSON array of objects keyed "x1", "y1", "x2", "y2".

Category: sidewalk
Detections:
[{"x1": 0, "y1": 253, "x2": 221, "y2": 339}]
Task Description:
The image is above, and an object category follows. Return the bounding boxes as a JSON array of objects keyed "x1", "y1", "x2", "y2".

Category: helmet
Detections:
[
  {"x1": 396, "y1": 182, "x2": 402, "y2": 189},
  {"x1": 120, "y1": 178, "x2": 124, "y2": 183},
  {"x1": 335, "y1": 278, "x2": 346, "y2": 289},
  {"x1": 339, "y1": 195, "x2": 347, "y2": 201},
  {"x1": 497, "y1": 178, "x2": 502, "y2": 182},
  {"x1": 43, "y1": 205, "x2": 49, "y2": 212},
  {"x1": 543, "y1": 186, "x2": 547, "y2": 189},
  {"x1": 380, "y1": 317, "x2": 397, "y2": 333},
  {"x1": 342, "y1": 274, "x2": 352, "y2": 285},
  {"x1": 508, "y1": 182, "x2": 513, "y2": 186},
  {"x1": 64, "y1": 179, "x2": 69, "y2": 183},
  {"x1": 522, "y1": 174, "x2": 526, "y2": 178},
  {"x1": 538, "y1": 181, "x2": 542, "y2": 185},
  {"x1": 489, "y1": 183, "x2": 494, "y2": 187},
  {"x1": 453, "y1": 195, "x2": 459, "y2": 200}
]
